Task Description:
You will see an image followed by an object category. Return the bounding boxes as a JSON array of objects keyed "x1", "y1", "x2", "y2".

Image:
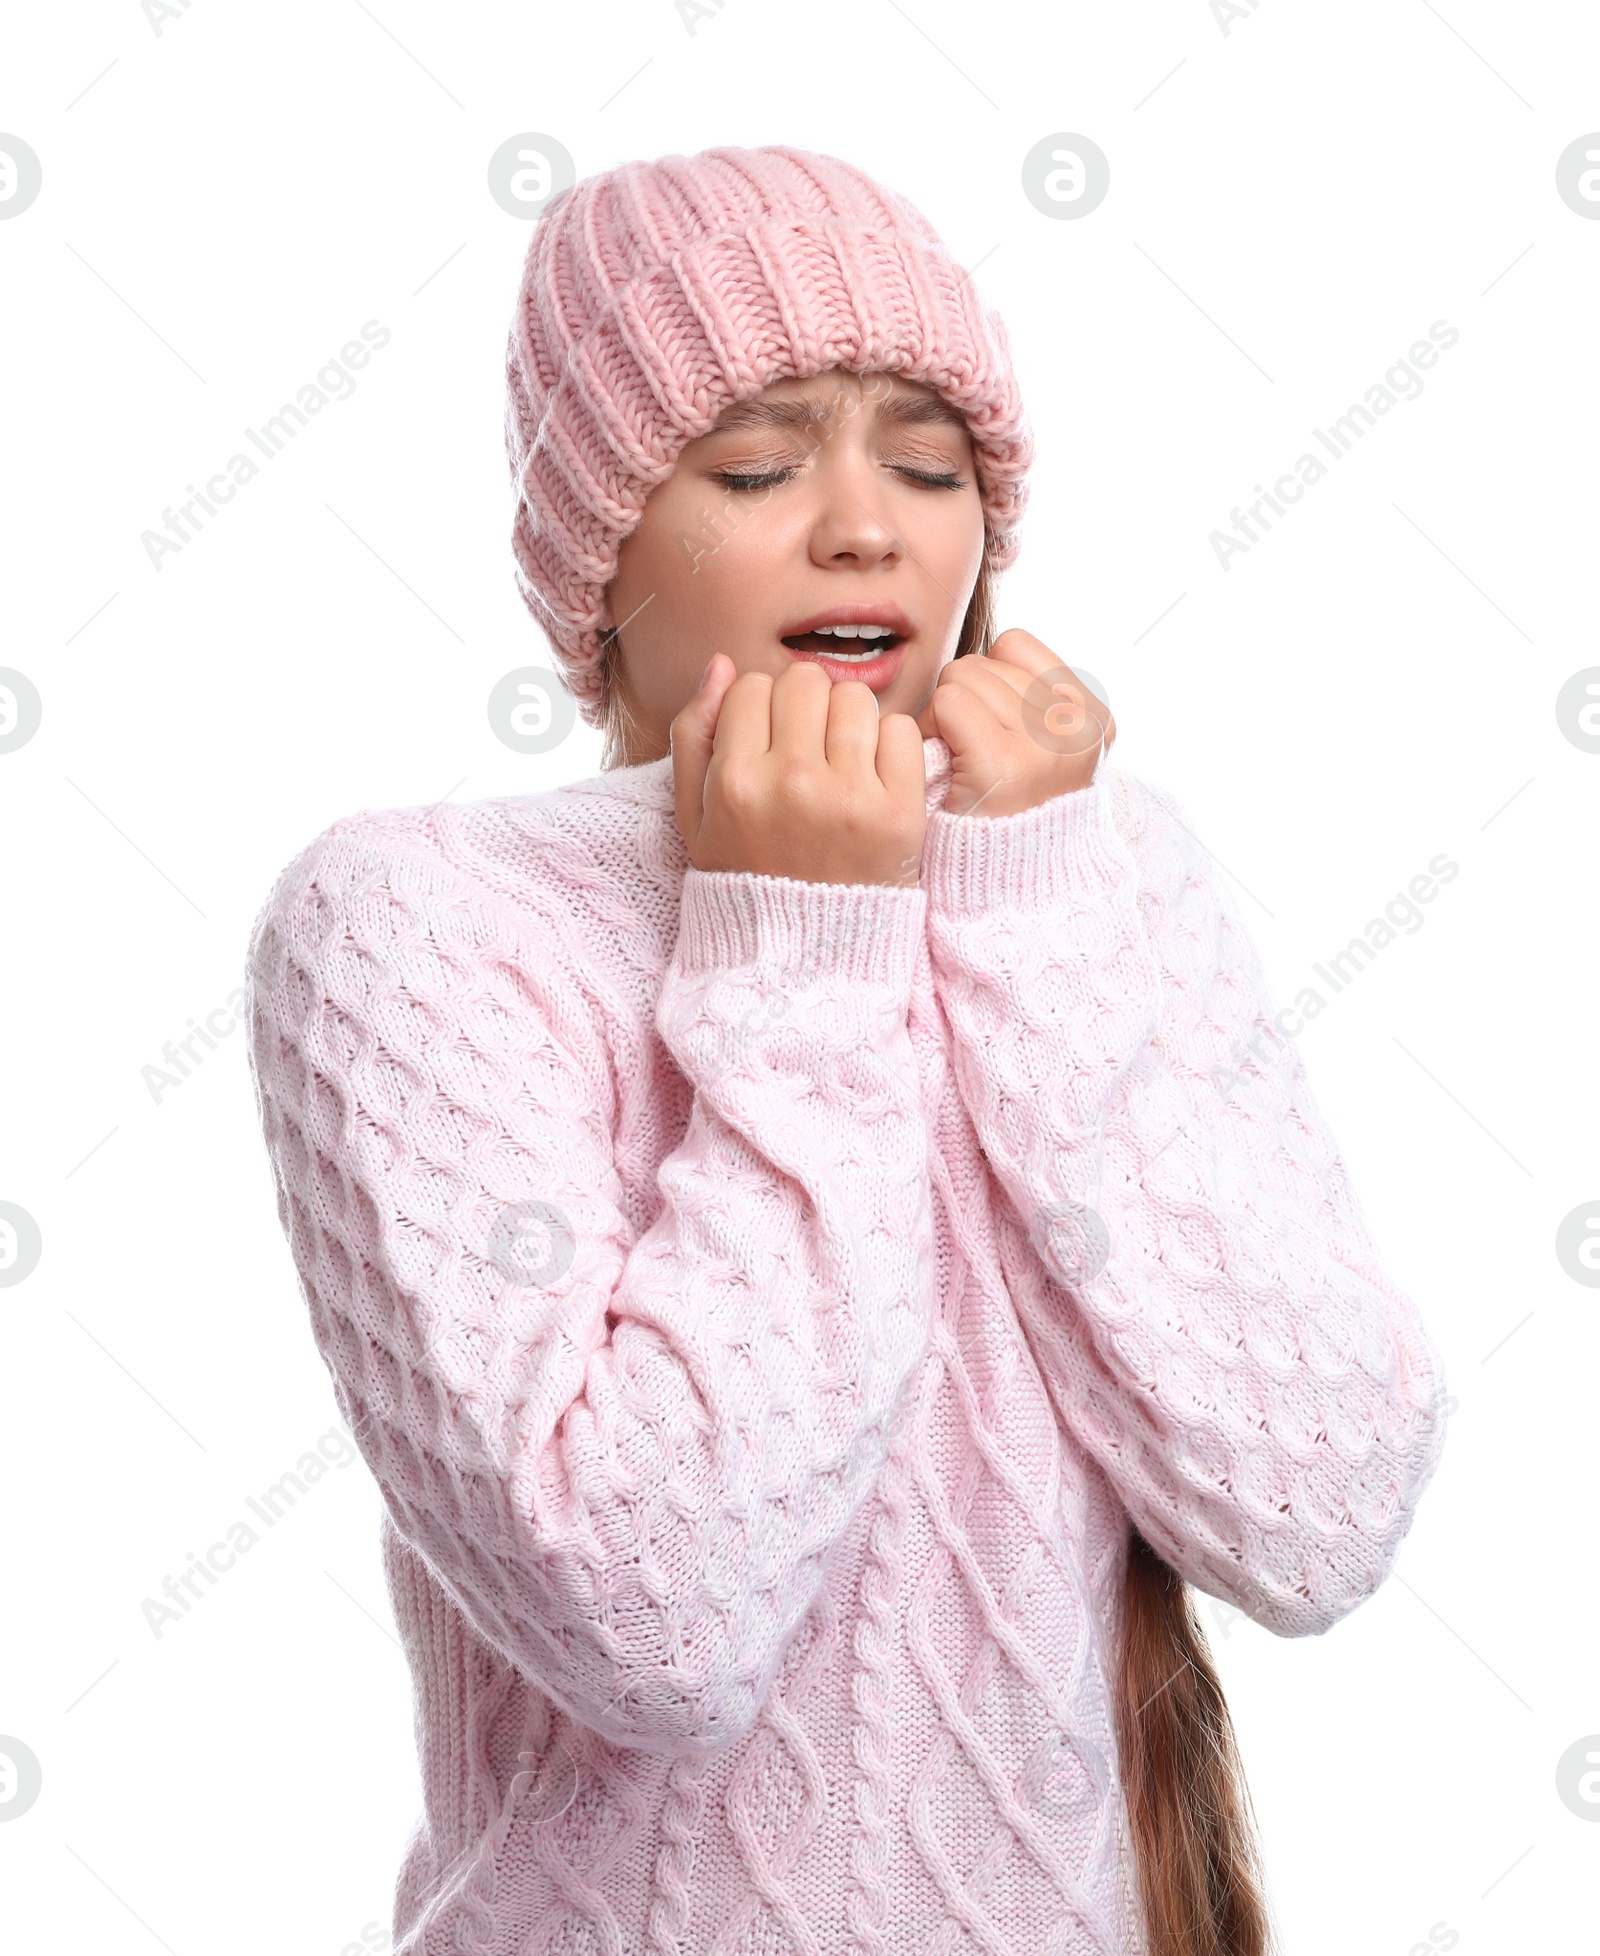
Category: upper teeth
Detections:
[{"x1": 810, "y1": 624, "x2": 894, "y2": 638}]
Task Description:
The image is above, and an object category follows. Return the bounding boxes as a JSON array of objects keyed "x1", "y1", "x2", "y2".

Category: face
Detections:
[{"x1": 598, "y1": 369, "x2": 987, "y2": 763}]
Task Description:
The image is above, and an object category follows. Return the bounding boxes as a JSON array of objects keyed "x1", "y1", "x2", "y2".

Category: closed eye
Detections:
[
  {"x1": 894, "y1": 467, "x2": 967, "y2": 490},
  {"x1": 709, "y1": 465, "x2": 969, "y2": 493},
  {"x1": 710, "y1": 469, "x2": 799, "y2": 492}
]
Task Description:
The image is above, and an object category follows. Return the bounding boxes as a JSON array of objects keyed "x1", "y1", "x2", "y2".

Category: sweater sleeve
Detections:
[
  {"x1": 919, "y1": 766, "x2": 1449, "y2": 1637},
  {"x1": 243, "y1": 820, "x2": 935, "y2": 1753}
]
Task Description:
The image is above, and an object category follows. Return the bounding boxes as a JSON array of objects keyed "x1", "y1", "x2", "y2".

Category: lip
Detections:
[
  {"x1": 783, "y1": 637, "x2": 907, "y2": 691},
  {"x1": 778, "y1": 603, "x2": 913, "y2": 692},
  {"x1": 779, "y1": 603, "x2": 915, "y2": 639}
]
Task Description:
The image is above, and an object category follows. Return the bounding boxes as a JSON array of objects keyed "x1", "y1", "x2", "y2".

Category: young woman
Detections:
[{"x1": 245, "y1": 145, "x2": 1449, "y2": 1955}]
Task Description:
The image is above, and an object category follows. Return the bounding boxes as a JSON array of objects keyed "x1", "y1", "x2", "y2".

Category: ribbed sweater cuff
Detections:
[
  {"x1": 676, "y1": 868, "x2": 927, "y2": 986},
  {"x1": 920, "y1": 769, "x2": 1125, "y2": 913}
]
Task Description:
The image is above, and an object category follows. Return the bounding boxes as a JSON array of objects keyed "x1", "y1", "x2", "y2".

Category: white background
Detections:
[{"x1": 2, "y1": 2, "x2": 1597, "y2": 1951}]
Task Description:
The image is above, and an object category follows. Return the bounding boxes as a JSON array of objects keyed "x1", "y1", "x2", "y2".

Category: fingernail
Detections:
[{"x1": 697, "y1": 657, "x2": 714, "y2": 693}]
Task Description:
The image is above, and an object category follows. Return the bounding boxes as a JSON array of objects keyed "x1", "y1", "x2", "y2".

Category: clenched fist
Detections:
[
  {"x1": 916, "y1": 630, "x2": 1116, "y2": 818},
  {"x1": 671, "y1": 654, "x2": 926, "y2": 888}
]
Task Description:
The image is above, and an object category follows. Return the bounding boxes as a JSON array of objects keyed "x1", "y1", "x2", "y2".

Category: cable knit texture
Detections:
[
  {"x1": 243, "y1": 739, "x2": 1448, "y2": 1955},
  {"x1": 504, "y1": 145, "x2": 1033, "y2": 725}
]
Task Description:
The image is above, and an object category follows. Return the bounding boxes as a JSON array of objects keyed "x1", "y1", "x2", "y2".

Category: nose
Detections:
[{"x1": 806, "y1": 446, "x2": 905, "y2": 573}]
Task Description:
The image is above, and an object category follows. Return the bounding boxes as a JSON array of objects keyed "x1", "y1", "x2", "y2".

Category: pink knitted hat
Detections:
[{"x1": 504, "y1": 144, "x2": 1033, "y2": 726}]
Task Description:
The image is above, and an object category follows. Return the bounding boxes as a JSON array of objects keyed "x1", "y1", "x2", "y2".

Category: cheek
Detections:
[
  {"x1": 615, "y1": 486, "x2": 793, "y2": 645},
  {"x1": 622, "y1": 481, "x2": 751, "y2": 578},
  {"x1": 652, "y1": 487, "x2": 793, "y2": 589},
  {"x1": 913, "y1": 498, "x2": 986, "y2": 607}
]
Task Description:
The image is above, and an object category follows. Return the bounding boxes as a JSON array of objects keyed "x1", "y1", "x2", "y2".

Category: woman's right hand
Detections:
[{"x1": 670, "y1": 654, "x2": 927, "y2": 889}]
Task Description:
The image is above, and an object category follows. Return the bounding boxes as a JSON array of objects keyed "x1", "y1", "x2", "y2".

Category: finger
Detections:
[
  {"x1": 929, "y1": 649, "x2": 1035, "y2": 722},
  {"x1": 767, "y1": 655, "x2": 835, "y2": 767},
  {"x1": 823, "y1": 675, "x2": 885, "y2": 778},
  {"x1": 985, "y1": 627, "x2": 1064, "y2": 676},
  {"x1": 874, "y1": 712, "x2": 928, "y2": 874},
  {"x1": 976, "y1": 636, "x2": 1114, "y2": 753},
  {"x1": 670, "y1": 653, "x2": 736, "y2": 846},
  {"x1": 1029, "y1": 673, "x2": 1110, "y2": 759},
  {"x1": 923, "y1": 672, "x2": 1007, "y2": 749},
  {"x1": 710, "y1": 662, "x2": 778, "y2": 762}
]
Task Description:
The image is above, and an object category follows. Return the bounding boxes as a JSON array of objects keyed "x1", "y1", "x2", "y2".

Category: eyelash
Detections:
[{"x1": 711, "y1": 465, "x2": 968, "y2": 493}]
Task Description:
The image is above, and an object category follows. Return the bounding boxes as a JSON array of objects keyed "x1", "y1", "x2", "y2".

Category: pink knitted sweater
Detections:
[{"x1": 244, "y1": 737, "x2": 1447, "y2": 1955}]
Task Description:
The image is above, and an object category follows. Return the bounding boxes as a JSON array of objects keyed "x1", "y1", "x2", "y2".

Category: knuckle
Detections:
[
  {"x1": 726, "y1": 669, "x2": 772, "y2": 712},
  {"x1": 771, "y1": 754, "x2": 817, "y2": 804},
  {"x1": 711, "y1": 761, "x2": 759, "y2": 817}
]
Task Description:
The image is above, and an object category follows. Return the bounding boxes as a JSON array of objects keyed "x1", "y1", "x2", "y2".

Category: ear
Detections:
[{"x1": 595, "y1": 578, "x2": 615, "y2": 632}]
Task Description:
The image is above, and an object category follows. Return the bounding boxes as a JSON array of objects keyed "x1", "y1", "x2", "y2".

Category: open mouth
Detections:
[{"x1": 779, "y1": 624, "x2": 905, "y2": 662}]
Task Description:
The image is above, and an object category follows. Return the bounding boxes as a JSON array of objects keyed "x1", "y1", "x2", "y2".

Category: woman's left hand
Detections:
[{"x1": 915, "y1": 629, "x2": 1117, "y2": 818}]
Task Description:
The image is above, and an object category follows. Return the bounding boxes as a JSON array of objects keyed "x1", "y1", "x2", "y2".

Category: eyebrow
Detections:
[{"x1": 710, "y1": 389, "x2": 969, "y2": 435}]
